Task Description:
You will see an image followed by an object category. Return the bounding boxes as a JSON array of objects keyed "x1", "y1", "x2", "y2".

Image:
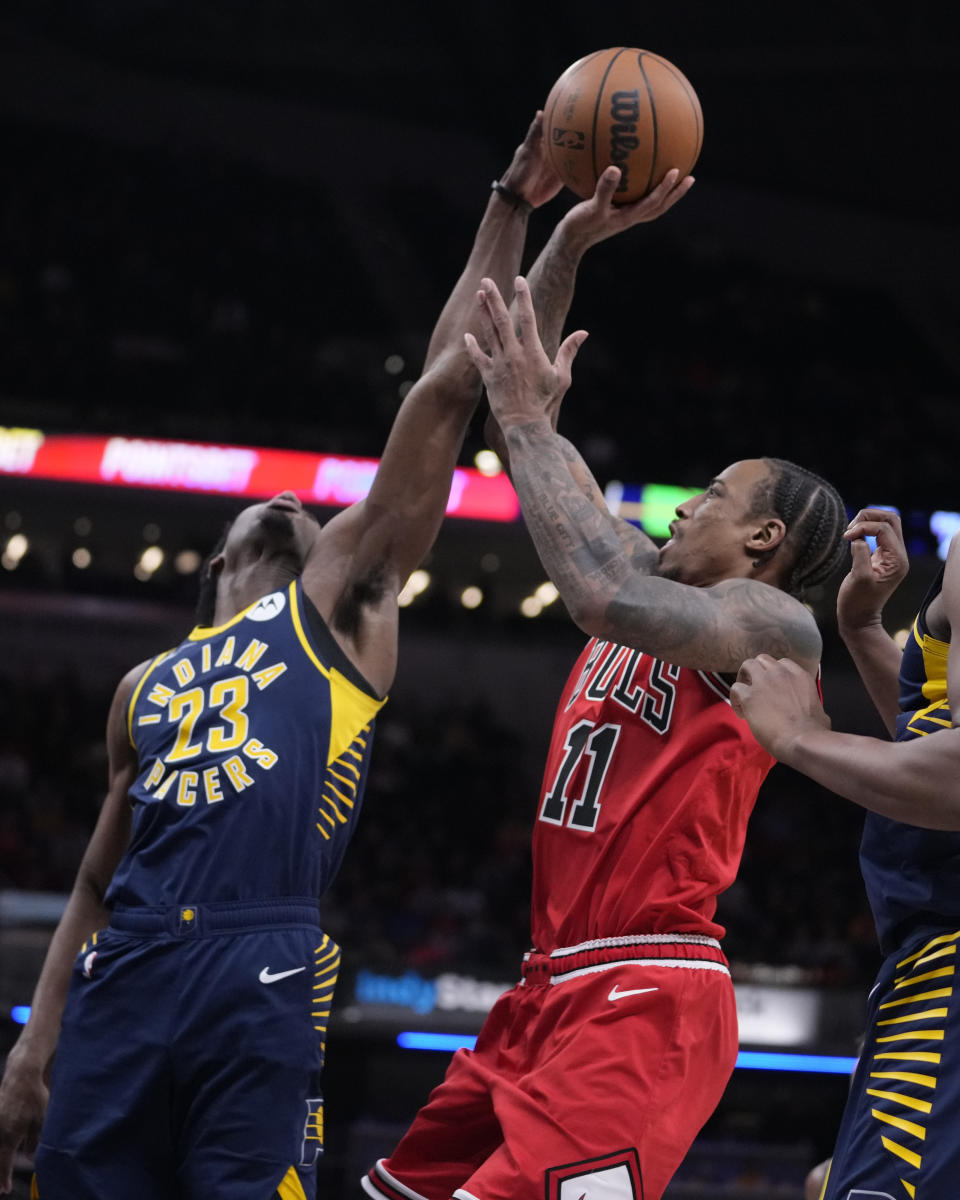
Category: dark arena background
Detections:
[{"x1": 1, "y1": 2, "x2": 958, "y2": 1197}]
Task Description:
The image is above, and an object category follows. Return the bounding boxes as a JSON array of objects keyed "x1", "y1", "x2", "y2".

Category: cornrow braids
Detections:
[
  {"x1": 751, "y1": 458, "x2": 849, "y2": 597},
  {"x1": 194, "y1": 520, "x2": 234, "y2": 626}
]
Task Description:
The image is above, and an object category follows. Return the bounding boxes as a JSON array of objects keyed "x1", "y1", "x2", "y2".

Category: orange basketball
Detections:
[{"x1": 543, "y1": 47, "x2": 703, "y2": 204}]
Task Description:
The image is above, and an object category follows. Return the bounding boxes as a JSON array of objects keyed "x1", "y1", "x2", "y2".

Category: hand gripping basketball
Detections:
[{"x1": 464, "y1": 277, "x2": 588, "y2": 430}]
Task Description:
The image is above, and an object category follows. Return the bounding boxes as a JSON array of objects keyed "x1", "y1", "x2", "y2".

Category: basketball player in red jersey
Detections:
[{"x1": 364, "y1": 172, "x2": 848, "y2": 1200}]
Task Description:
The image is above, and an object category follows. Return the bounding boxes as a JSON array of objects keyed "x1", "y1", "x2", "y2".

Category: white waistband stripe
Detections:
[
  {"x1": 548, "y1": 933, "x2": 721, "y2": 958},
  {"x1": 549, "y1": 957, "x2": 730, "y2": 985}
]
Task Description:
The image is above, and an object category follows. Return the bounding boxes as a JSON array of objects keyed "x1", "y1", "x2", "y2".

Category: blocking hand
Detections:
[{"x1": 464, "y1": 276, "x2": 588, "y2": 430}]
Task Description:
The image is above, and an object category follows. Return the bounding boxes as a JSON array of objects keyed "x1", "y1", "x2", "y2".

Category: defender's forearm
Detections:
[
  {"x1": 784, "y1": 726, "x2": 960, "y2": 831},
  {"x1": 424, "y1": 191, "x2": 529, "y2": 370},
  {"x1": 839, "y1": 622, "x2": 905, "y2": 737}
]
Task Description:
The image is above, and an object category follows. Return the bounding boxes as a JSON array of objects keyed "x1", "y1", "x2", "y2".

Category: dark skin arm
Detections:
[
  {"x1": 837, "y1": 508, "x2": 910, "y2": 736},
  {"x1": 0, "y1": 665, "x2": 140, "y2": 1194},
  {"x1": 300, "y1": 116, "x2": 558, "y2": 696},
  {"x1": 465, "y1": 276, "x2": 821, "y2": 674},
  {"x1": 730, "y1": 533, "x2": 960, "y2": 828}
]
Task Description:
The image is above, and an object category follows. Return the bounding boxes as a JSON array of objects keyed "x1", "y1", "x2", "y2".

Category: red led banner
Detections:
[{"x1": 0, "y1": 428, "x2": 520, "y2": 522}]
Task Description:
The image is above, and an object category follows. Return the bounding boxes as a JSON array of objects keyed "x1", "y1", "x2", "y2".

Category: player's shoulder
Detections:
[{"x1": 708, "y1": 577, "x2": 821, "y2": 673}]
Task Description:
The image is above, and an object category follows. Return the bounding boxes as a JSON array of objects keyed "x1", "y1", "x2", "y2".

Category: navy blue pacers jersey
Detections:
[
  {"x1": 860, "y1": 565, "x2": 960, "y2": 955},
  {"x1": 107, "y1": 578, "x2": 385, "y2": 907}
]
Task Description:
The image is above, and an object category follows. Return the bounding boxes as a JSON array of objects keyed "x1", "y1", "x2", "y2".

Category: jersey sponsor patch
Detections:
[
  {"x1": 248, "y1": 591, "x2": 287, "y2": 621},
  {"x1": 546, "y1": 1149, "x2": 643, "y2": 1200}
]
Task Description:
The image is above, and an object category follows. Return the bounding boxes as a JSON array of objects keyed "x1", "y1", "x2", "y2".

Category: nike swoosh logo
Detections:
[
  {"x1": 608, "y1": 984, "x2": 658, "y2": 1002},
  {"x1": 259, "y1": 965, "x2": 307, "y2": 984}
]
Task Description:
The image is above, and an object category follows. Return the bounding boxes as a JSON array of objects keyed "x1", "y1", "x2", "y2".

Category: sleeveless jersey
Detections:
[
  {"x1": 106, "y1": 578, "x2": 385, "y2": 908},
  {"x1": 860, "y1": 565, "x2": 960, "y2": 954},
  {"x1": 530, "y1": 637, "x2": 775, "y2": 952}
]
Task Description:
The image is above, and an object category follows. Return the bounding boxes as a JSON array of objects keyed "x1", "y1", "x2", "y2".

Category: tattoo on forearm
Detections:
[
  {"x1": 507, "y1": 424, "x2": 820, "y2": 672},
  {"x1": 527, "y1": 236, "x2": 582, "y2": 358}
]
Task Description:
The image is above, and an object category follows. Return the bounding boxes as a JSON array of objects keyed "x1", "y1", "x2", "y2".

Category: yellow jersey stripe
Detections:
[
  {"x1": 881, "y1": 1136, "x2": 921, "y2": 1169},
  {"x1": 870, "y1": 1108, "x2": 926, "y2": 1140},
  {"x1": 876, "y1": 1030, "x2": 945, "y2": 1044},
  {"x1": 894, "y1": 966, "x2": 955, "y2": 988},
  {"x1": 873, "y1": 1050, "x2": 941, "y2": 1064},
  {"x1": 869, "y1": 1070, "x2": 937, "y2": 1088},
  {"x1": 866, "y1": 1088, "x2": 932, "y2": 1115},
  {"x1": 878, "y1": 1008, "x2": 949, "y2": 1026},
  {"x1": 898, "y1": 931, "x2": 960, "y2": 970},
  {"x1": 879, "y1": 987, "x2": 953, "y2": 1010}
]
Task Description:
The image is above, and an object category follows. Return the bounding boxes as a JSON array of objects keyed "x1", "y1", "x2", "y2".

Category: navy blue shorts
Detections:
[
  {"x1": 823, "y1": 926, "x2": 960, "y2": 1200},
  {"x1": 35, "y1": 899, "x2": 338, "y2": 1200}
]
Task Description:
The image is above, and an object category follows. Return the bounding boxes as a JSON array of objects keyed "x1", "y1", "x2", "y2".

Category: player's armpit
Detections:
[{"x1": 602, "y1": 576, "x2": 821, "y2": 675}]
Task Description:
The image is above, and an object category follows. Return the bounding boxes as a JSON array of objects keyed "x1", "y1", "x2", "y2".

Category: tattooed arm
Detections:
[
  {"x1": 503, "y1": 419, "x2": 819, "y2": 672},
  {"x1": 484, "y1": 164, "x2": 693, "y2": 574},
  {"x1": 465, "y1": 277, "x2": 821, "y2": 675}
]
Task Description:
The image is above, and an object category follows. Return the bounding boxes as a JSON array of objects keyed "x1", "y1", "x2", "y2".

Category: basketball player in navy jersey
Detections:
[
  {"x1": 732, "y1": 509, "x2": 960, "y2": 1200},
  {"x1": 363, "y1": 190, "x2": 849, "y2": 1200},
  {"x1": 0, "y1": 116, "x2": 690, "y2": 1200}
]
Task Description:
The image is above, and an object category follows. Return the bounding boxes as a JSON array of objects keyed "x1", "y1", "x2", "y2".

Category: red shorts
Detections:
[{"x1": 363, "y1": 935, "x2": 739, "y2": 1200}]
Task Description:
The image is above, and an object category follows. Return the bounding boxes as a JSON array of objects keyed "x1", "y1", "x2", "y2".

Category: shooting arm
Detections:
[{"x1": 504, "y1": 418, "x2": 818, "y2": 671}]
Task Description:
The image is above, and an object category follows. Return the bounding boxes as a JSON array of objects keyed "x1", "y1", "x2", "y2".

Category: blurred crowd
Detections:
[
  {"x1": 2, "y1": 120, "x2": 955, "y2": 512},
  {"x1": 0, "y1": 667, "x2": 879, "y2": 988}
]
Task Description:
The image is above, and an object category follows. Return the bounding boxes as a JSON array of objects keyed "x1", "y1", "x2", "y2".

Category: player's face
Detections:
[
  {"x1": 658, "y1": 460, "x2": 772, "y2": 587},
  {"x1": 224, "y1": 492, "x2": 321, "y2": 571}
]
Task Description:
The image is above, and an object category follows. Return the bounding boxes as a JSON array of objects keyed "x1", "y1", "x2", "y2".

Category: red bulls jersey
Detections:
[{"x1": 531, "y1": 637, "x2": 775, "y2": 951}]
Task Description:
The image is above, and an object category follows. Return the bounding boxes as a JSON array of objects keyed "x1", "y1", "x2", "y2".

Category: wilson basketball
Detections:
[{"x1": 543, "y1": 47, "x2": 703, "y2": 204}]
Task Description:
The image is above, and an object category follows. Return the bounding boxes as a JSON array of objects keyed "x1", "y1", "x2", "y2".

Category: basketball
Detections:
[{"x1": 543, "y1": 47, "x2": 703, "y2": 204}]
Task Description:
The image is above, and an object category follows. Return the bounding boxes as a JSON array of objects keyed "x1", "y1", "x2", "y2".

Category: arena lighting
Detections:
[
  {"x1": 396, "y1": 1033, "x2": 858, "y2": 1074},
  {"x1": 0, "y1": 427, "x2": 519, "y2": 523}
]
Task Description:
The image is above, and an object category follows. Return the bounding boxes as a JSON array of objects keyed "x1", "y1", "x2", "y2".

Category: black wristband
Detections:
[{"x1": 491, "y1": 180, "x2": 532, "y2": 214}]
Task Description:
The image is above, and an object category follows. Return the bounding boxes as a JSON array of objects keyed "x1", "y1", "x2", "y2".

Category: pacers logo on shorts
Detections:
[
  {"x1": 299, "y1": 1098, "x2": 324, "y2": 1167},
  {"x1": 546, "y1": 1149, "x2": 642, "y2": 1200}
]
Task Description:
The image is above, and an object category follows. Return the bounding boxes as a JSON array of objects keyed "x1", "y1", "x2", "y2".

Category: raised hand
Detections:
[
  {"x1": 464, "y1": 276, "x2": 588, "y2": 430},
  {"x1": 498, "y1": 111, "x2": 564, "y2": 211},
  {"x1": 561, "y1": 165, "x2": 694, "y2": 250},
  {"x1": 838, "y1": 508, "x2": 910, "y2": 633},
  {"x1": 730, "y1": 654, "x2": 830, "y2": 760}
]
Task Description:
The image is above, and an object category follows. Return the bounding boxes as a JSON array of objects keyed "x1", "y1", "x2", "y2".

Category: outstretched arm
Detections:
[
  {"x1": 304, "y1": 116, "x2": 556, "y2": 652},
  {"x1": 837, "y1": 508, "x2": 910, "y2": 736},
  {"x1": 466, "y1": 276, "x2": 820, "y2": 674},
  {"x1": 485, "y1": 165, "x2": 693, "y2": 570},
  {"x1": 0, "y1": 668, "x2": 139, "y2": 1194},
  {"x1": 731, "y1": 653, "x2": 960, "y2": 831}
]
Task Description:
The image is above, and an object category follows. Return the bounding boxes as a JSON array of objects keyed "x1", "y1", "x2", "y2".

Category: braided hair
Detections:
[
  {"x1": 750, "y1": 458, "x2": 848, "y2": 596},
  {"x1": 194, "y1": 520, "x2": 234, "y2": 626}
]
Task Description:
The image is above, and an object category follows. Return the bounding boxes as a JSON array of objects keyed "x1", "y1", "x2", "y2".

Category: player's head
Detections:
[
  {"x1": 658, "y1": 458, "x2": 846, "y2": 595},
  {"x1": 194, "y1": 492, "x2": 321, "y2": 625}
]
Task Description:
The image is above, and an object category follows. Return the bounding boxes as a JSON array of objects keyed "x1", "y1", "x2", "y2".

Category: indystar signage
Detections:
[
  {"x1": 344, "y1": 968, "x2": 824, "y2": 1049},
  {"x1": 352, "y1": 969, "x2": 512, "y2": 1017}
]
